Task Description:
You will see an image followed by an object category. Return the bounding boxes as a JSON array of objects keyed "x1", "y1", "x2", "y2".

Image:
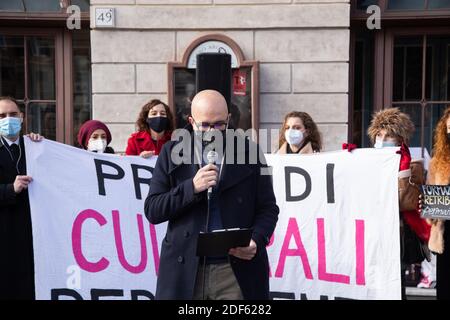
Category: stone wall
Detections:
[{"x1": 90, "y1": 0, "x2": 350, "y2": 152}]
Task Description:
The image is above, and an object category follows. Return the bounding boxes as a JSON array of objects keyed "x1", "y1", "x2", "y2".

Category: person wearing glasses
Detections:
[
  {"x1": 145, "y1": 89, "x2": 279, "y2": 300},
  {"x1": 125, "y1": 99, "x2": 174, "y2": 158},
  {"x1": 0, "y1": 96, "x2": 44, "y2": 300}
]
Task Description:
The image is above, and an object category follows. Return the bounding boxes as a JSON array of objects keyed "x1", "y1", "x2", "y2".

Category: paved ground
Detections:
[{"x1": 406, "y1": 287, "x2": 436, "y2": 300}]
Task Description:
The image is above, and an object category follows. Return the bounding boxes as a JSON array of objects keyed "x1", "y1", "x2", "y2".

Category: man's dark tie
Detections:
[{"x1": 10, "y1": 143, "x2": 20, "y2": 162}]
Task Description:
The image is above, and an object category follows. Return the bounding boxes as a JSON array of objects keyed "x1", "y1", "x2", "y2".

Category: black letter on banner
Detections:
[
  {"x1": 131, "y1": 290, "x2": 155, "y2": 300},
  {"x1": 302, "y1": 294, "x2": 331, "y2": 300},
  {"x1": 326, "y1": 163, "x2": 335, "y2": 204},
  {"x1": 285, "y1": 167, "x2": 311, "y2": 202},
  {"x1": 131, "y1": 164, "x2": 154, "y2": 200},
  {"x1": 94, "y1": 159, "x2": 125, "y2": 196},
  {"x1": 91, "y1": 289, "x2": 124, "y2": 300},
  {"x1": 269, "y1": 291, "x2": 295, "y2": 300},
  {"x1": 51, "y1": 289, "x2": 83, "y2": 300}
]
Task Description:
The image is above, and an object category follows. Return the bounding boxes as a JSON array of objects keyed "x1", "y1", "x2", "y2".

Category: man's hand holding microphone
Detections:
[
  {"x1": 193, "y1": 150, "x2": 219, "y2": 196},
  {"x1": 192, "y1": 163, "x2": 218, "y2": 194}
]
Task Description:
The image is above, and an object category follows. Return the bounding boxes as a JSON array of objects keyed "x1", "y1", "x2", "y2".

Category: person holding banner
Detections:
[
  {"x1": 126, "y1": 99, "x2": 173, "y2": 158},
  {"x1": 426, "y1": 107, "x2": 450, "y2": 299},
  {"x1": 0, "y1": 96, "x2": 43, "y2": 300},
  {"x1": 145, "y1": 90, "x2": 279, "y2": 300},
  {"x1": 367, "y1": 107, "x2": 430, "y2": 299},
  {"x1": 276, "y1": 111, "x2": 321, "y2": 154},
  {"x1": 77, "y1": 120, "x2": 115, "y2": 154}
]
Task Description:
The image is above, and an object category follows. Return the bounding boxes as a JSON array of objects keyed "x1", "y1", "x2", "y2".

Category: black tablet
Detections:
[{"x1": 196, "y1": 228, "x2": 253, "y2": 257}]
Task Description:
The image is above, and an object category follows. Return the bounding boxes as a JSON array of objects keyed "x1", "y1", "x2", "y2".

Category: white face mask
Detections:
[
  {"x1": 87, "y1": 138, "x2": 107, "y2": 153},
  {"x1": 285, "y1": 129, "x2": 304, "y2": 146},
  {"x1": 374, "y1": 138, "x2": 397, "y2": 149}
]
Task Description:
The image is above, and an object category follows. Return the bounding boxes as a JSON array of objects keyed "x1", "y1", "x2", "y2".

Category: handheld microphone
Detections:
[
  {"x1": 200, "y1": 149, "x2": 218, "y2": 301},
  {"x1": 206, "y1": 150, "x2": 219, "y2": 197}
]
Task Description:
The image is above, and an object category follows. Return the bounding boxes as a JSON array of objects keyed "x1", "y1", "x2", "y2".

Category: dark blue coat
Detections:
[{"x1": 145, "y1": 133, "x2": 279, "y2": 300}]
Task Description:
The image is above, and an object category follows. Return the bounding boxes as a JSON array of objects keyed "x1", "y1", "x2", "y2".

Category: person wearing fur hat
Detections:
[
  {"x1": 367, "y1": 107, "x2": 431, "y2": 299},
  {"x1": 77, "y1": 120, "x2": 115, "y2": 154},
  {"x1": 426, "y1": 107, "x2": 450, "y2": 299}
]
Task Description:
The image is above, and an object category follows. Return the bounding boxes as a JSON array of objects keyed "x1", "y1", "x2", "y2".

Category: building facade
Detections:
[
  {"x1": 1, "y1": 0, "x2": 449, "y2": 155},
  {"x1": 89, "y1": 0, "x2": 349, "y2": 153}
]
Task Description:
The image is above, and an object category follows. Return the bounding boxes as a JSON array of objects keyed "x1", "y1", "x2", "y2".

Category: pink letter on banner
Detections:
[
  {"x1": 72, "y1": 209, "x2": 110, "y2": 273},
  {"x1": 317, "y1": 218, "x2": 350, "y2": 284},
  {"x1": 275, "y1": 217, "x2": 313, "y2": 279},
  {"x1": 112, "y1": 210, "x2": 148, "y2": 274},
  {"x1": 355, "y1": 219, "x2": 366, "y2": 285},
  {"x1": 267, "y1": 233, "x2": 275, "y2": 277},
  {"x1": 149, "y1": 223, "x2": 160, "y2": 276}
]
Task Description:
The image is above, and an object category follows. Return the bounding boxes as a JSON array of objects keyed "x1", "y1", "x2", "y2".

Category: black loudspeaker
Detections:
[{"x1": 196, "y1": 53, "x2": 232, "y2": 109}]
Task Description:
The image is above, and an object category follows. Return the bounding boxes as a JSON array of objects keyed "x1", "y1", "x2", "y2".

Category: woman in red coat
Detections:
[{"x1": 126, "y1": 99, "x2": 174, "y2": 157}]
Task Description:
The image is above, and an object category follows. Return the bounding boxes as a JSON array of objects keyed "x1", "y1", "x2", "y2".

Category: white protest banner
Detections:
[
  {"x1": 265, "y1": 149, "x2": 401, "y2": 300},
  {"x1": 26, "y1": 138, "x2": 401, "y2": 300},
  {"x1": 25, "y1": 138, "x2": 166, "y2": 300}
]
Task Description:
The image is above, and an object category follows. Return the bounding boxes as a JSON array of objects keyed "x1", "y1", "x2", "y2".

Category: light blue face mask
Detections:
[
  {"x1": 374, "y1": 138, "x2": 397, "y2": 149},
  {"x1": 382, "y1": 141, "x2": 397, "y2": 147},
  {"x1": 0, "y1": 117, "x2": 22, "y2": 138}
]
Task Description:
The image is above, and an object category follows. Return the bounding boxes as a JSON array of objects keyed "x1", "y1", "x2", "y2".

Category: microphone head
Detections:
[{"x1": 206, "y1": 150, "x2": 219, "y2": 164}]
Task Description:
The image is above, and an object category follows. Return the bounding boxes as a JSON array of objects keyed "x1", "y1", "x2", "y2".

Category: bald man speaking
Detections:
[{"x1": 145, "y1": 90, "x2": 279, "y2": 300}]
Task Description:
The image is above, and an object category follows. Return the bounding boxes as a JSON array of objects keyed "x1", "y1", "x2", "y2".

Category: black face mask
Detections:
[{"x1": 147, "y1": 117, "x2": 168, "y2": 133}]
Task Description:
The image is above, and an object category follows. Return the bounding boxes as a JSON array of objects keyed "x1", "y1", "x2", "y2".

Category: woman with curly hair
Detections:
[
  {"x1": 126, "y1": 99, "x2": 174, "y2": 157},
  {"x1": 276, "y1": 111, "x2": 321, "y2": 154},
  {"x1": 427, "y1": 107, "x2": 450, "y2": 299}
]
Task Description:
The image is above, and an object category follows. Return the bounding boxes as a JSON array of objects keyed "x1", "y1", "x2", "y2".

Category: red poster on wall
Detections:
[{"x1": 233, "y1": 70, "x2": 247, "y2": 96}]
